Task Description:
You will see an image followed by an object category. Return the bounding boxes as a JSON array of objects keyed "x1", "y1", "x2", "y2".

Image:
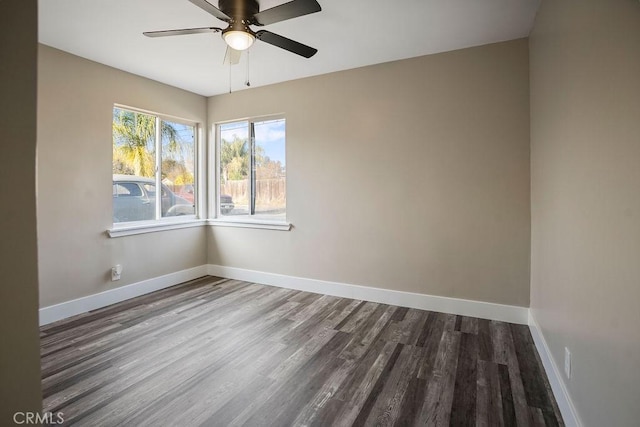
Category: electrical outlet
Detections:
[
  {"x1": 111, "y1": 264, "x2": 122, "y2": 281},
  {"x1": 564, "y1": 347, "x2": 571, "y2": 379}
]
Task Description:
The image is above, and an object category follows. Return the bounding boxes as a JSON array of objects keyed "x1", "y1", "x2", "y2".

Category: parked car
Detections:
[
  {"x1": 173, "y1": 184, "x2": 234, "y2": 214},
  {"x1": 220, "y1": 194, "x2": 234, "y2": 214},
  {"x1": 113, "y1": 175, "x2": 194, "y2": 223}
]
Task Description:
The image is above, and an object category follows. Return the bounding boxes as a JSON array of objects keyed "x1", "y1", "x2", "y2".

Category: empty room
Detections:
[{"x1": 1, "y1": 0, "x2": 638, "y2": 426}]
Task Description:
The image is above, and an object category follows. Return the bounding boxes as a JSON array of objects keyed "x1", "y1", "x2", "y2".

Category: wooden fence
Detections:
[{"x1": 221, "y1": 178, "x2": 286, "y2": 208}]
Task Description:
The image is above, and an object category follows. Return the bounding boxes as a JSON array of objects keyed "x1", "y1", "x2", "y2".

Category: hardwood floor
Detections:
[{"x1": 40, "y1": 276, "x2": 563, "y2": 426}]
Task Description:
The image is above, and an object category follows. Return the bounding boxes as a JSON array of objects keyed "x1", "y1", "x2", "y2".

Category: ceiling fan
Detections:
[{"x1": 144, "y1": 0, "x2": 321, "y2": 64}]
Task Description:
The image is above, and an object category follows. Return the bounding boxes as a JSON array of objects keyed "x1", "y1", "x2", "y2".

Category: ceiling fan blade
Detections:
[
  {"x1": 188, "y1": 0, "x2": 231, "y2": 22},
  {"x1": 252, "y1": 0, "x2": 321, "y2": 26},
  {"x1": 256, "y1": 30, "x2": 317, "y2": 58},
  {"x1": 143, "y1": 27, "x2": 222, "y2": 37},
  {"x1": 223, "y1": 46, "x2": 242, "y2": 65}
]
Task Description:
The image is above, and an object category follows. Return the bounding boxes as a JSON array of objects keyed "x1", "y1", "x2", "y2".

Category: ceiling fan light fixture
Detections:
[{"x1": 223, "y1": 30, "x2": 255, "y2": 51}]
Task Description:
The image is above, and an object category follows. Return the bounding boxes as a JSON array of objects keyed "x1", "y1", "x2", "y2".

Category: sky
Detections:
[{"x1": 220, "y1": 118, "x2": 286, "y2": 165}]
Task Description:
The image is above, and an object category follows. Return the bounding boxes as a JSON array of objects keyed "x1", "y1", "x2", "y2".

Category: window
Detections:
[
  {"x1": 217, "y1": 117, "x2": 286, "y2": 221},
  {"x1": 112, "y1": 106, "x2": 197, "y2": 224}
]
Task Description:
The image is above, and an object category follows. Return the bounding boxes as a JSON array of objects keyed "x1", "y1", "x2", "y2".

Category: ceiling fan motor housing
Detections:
[{"x1": 218, "y1": 0, "x2": 260, "y2": 21}]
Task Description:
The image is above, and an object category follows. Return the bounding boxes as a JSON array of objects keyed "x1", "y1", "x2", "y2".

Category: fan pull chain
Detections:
[
  {"x1": 228, "y1": 60, "x2": 232, "y2": 94},
  {"x1": 245, "y1": 49, "x2": 251, "y2": 87}
]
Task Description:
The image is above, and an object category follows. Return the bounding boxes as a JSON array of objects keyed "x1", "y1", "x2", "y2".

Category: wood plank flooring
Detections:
[{"x1": 40, "y1": 276, "x2": 563, "y2": 426}]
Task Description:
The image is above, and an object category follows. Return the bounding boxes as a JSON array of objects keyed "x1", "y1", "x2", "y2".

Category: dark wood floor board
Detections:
[
  {"x1": 362, "y1": 344, "x2": 423, "y2": 426},
  {"x1": 287, "y1": 290, "x2": 320, "y2": 304},
  {"x1": 530, "y1": 407, "x2": 547, "y2": 427},
  {"x1": 476, "y1": 360, "x2": 505, "y2": 427},
  {"x1": 329, "y1": 340, "x2": 400, "y2": 426},
  {"x1": 460, "y1": 315, "x2": 479, "y2": 334},
  {"x1": 490, "y1": 320, "x2": 512, "y2": 365},
  {"x1": 402, "y1": 310, "x2": 432, "y2": 346},
  {"x1": 267, "y1": 327, "x2": 339, "y2": 381},
  {"x1": 322, "y1": 298, "x2": 365, "y2": 328},
  {"x1": 416, "y1": 312, "x2": 456, "y2": 380},
  {"x1": 380, "y1": 308, "x2": 430, "y2": 346},
  {"x1": 455, "y1": 315, "x2": 463, "y2": 332},
  {"x1": 338, "y1": 304, "x2": 397, "y2": 361},
  {"x1": 390, "y1": 306, "x2": 409, "y2": 322},
  {"x1": 40, "y1": 276, "x2": 562, "y2": 427},
  {"x1": 287, "y1": 294, "x2": 342, "y2": 323},
  {"x1": 278, "y1": 296, "x2": 346, "y2": 345},
  {"x1": 499, "y1": 363, "x2": 518, "y2": 426},
  {"x1": 413, "y1": 312, "x2": 435, "y2": 348},
  {"x1": 450, "y1": 333, "x2": 478, "y2": 426},
  {"x1": 511, "y1": 324, "x2": 564, "y2": 427},
  {"x1": 350, "y1": 343, "x2": 404, "y2": 427},
  {"x1": 492, "y1": 321, "x2": 531, "y2": 427},
  {"x1": 334, "y1": 338, "x2": 399, "y2": 403},
  {"x1": 526, "y1": 335, "x2": 565, "y2": 427},
  {"x1": 336, "y1": 301, "x2": 380, "y2": 333},
  {"x1": 478, "y1": 318, "x2": 494, "y2": 361},
  {"x1": 289, "y1": 357, "x2": 359, "y2": 426},
  {"x1": 291, "y1": 360, "x2": 357, "y2": 426},
  {"x1": 416, "y1": 330, "x2": 461, "y2": 426},
  {"x1": 333, "y1": 301, "x2": 367, "y2": 330},
  {"x1": 394, "y1": 376, "x2": 428, "y2": 427}
]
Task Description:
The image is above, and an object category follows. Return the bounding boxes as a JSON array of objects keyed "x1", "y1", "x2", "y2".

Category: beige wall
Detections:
[
  {"x1": 37, "y1": 46, "x2": 208, "y2": 307},
  {"x1": 530, "y1": 1, "x2": 640, "y2": 425},
  {"x1": 0, "y1": 0, "x2": 42, "y2": 421},
  {"x1": 208, "y1": 39, "x2": 531, "y2": 307}
]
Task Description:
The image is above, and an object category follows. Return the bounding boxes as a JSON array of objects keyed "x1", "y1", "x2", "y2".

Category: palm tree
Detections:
[
  {"x1": 112, "y1": 108, "x2": 178, "y2": 177},
  {"x1": 220, "y1": 136, "x2": 249, "y2": 182}
]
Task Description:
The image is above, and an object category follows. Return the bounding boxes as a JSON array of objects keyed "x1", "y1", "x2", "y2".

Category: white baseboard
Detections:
[
  {"x1": 39, "y1": 265, "x2": 208, "y2": 326},
  {"x1": 40, "y1": 263, "x2": 529, "y2": 326},
  {"x1": 528, "y1": 311, "x2": 583, "y2": 427},
  {"x1": 207, "y1": 264, "x2": 529, "y2": 324}
]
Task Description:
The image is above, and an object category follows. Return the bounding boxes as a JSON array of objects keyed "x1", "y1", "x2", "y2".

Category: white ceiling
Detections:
[{"x1": 39, "y1": 0, "x2": 540, "y2": 97}]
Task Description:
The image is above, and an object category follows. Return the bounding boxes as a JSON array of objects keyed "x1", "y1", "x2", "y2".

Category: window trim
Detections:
[
  {"x1": 213, "y1": 114, "x2": 289, "y2": 227},
  {"x1": 112, "y1": 104, "x2": 201, "y2": 229},
  {"x1": 108, "y1": 219, "x2": 206, "y2": 238}
]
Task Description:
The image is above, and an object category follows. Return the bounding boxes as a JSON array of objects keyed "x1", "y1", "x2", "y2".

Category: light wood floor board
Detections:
[{"x1": 40, "y1": 276, "x2": 563, "y2": 426}]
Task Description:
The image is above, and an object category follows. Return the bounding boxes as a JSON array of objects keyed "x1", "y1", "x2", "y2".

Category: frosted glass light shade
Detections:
[{"x1": 223, "y1": 31, "x2": 255, "y2": 51}]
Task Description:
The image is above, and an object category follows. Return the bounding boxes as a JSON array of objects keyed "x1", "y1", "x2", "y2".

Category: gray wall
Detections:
[
  {"x1": 37, "y1": 46, "x2": 208, "y2": 308},
  {"x1": 530, "y1": 1, "x2": 640, "y2": 425},
  {"x1": 208, "y1": 39, "x2": 532, "y2": 307},
  {"x1": 0, "y1": 0, "x2": 42, "y2": 421}
]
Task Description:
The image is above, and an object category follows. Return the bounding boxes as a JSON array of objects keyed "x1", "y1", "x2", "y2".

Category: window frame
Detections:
[
  {"x1": 110, "y1": 104, "x2": 203, "y2": 235},
  {"x1": 212, "y1": 114, "x2": 290, "y2": 230}
]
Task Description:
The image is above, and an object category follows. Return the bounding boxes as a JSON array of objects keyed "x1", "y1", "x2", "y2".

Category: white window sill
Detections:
[
  {"x1": 207, "y1": 218, "x2": 292, "y2": 231},
  {"x1": 108, "y1": 219, "x2": 206, "y2": 238}
]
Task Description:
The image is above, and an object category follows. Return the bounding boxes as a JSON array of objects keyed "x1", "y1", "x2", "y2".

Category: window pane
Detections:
[
  {"x1": 161, "y1": 120, "x2": 196, "y2": 218},
  {"x1": 219, "y1": 121, "x2": 249, "y2": 216},
  {"x1": 112, "y1": 108, "x2": 156, "y2": 223},
  {"x1": 254, "y1": 119, "x2": 286, "y2": 219}
]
